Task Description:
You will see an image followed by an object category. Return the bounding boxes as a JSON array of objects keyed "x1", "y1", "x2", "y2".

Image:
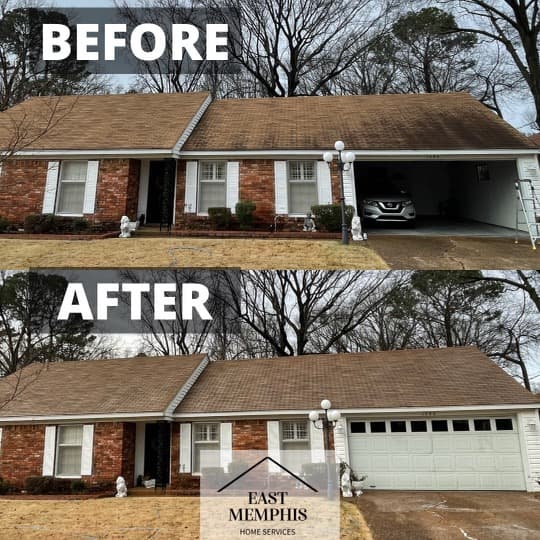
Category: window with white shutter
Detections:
[
  {"x1": 55, "y1": 425, "x2": 83, "y2": 477},
  {"x1": 288, "y1": 161, "x2": 318, "y2": 215},
  {"x1": 198, "y1": 161, "x2": 227, "y2": 214},
  {"x1": 56, "y1": 161, "x2": 88, "y2": 215}
]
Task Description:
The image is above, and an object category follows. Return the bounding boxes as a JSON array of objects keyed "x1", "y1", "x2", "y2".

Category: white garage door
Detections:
[{"x1": 348, "y1": 417, "x2": 525, "y2": 490}]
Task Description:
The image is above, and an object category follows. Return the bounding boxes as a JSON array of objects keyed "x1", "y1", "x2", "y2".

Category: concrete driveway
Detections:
[
  {"x1": 367, "y1": 235, "x2": 540, "y2": 269},
  {"x1": 355, "y1": 491, "x2": 540, "y2": 540}
]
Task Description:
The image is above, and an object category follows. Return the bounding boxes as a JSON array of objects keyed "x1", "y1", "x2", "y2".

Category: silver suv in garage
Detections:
[{"x1": 360, "y1": 183, "x2": 416, "y2": 226}]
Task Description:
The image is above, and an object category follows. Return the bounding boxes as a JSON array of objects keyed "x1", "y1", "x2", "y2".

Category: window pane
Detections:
[
  {"x1": 289, "y1": 162, "x2": 302, "y2": 181},
  {"x1": 390, "y1": 421, "x2": 406, "y2": 433},
  {"x1": 56, "y1": 446, "x2": 82, "y2": 476},
  {"x1": 302, "y1": 162, "x2": 315, "y2": 180},
  {"x1": 370, "y1": 421, "x2": 386, "y2": 433},
  {"x1": 195, "y1": 442, "x2": 220, "y2": 472},
  {"x1": 289, "y1": 182, "x2": 318, "y2": 215},
  {"x1": 432, "y1": 420, "x2": 448, "y2": 432},
  {"x1": 282, "y1": 421, "x2": 308, "y2": 441},
  {"x1": 495, "y1": 418, "x2": 513, "y2": 431},
  {"x1": 452, "y1": 420, "x2": 470, "y2": 432},
  {"x1": 57, "y1": 183, "x2": 85, "y2": 214},
  {"x1": 199, "y1": 182, "x2": 226, "y2": 213},
  {"x1": 61, "y1": 161, "x2": 87, "y2": 182},
  {"x1": 474, "y1": 419, "x2": 491, "y2": 431},
  {"x1": 350, "y1": 422, "x2": 366, "y2": 434},
  {"x1": 58, "y1": 426, "x2": 83, "y2": 445},
  {"x1": 195, "y1": 423, "x2": 219, "y2": 442},
  {"x1": 411, "y1": 421, "x2": 427, "y2": 432}
]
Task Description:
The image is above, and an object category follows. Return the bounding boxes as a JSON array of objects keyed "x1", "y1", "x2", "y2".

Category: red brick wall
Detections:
[
  {"x1": 0, "y1": 425, "x2": 45, "y2": 485},
  {"x1": 0, "y1": 422, "x2": 136, "y2": 489},
  {"x1": 0, "y1": 160, "x2": 49, "y2": 223},
  {"x1": 174, "y1": 159, "x2": 343, "y2": 230},
  {"x1": 233, "y1": 419, "x2": 268, "y2": 450},
  {"x1": 0, "y1": 158, "x2": 140, "y2": 229}
]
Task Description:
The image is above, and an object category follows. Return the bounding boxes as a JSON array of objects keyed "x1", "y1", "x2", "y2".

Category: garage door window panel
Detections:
[
  {"x1": 390, "y1": 421, "x2": 407, "y2": 433},
  {"x1": 474, "y1": 419, "x2": 491, "y2": 431},
  {"x1": 350, "y1": 421, "x2": 366, "y2": 434},
  {"x1": 288, "y1": 161, "x2": 318, "y2": 216},
  {"x1": 452, "y1": 419, "x2": 470, "y2": 432},
  {"x1": 411, "y1": 420, "x2": 428, "y2": 432},
  {"x1": 432, "y1": 420, "x2": 448, "y2": 432},
  {"x1": 495, "y1": 418, "x2": 513, "y2": 431},
  {"x1": 198, "y1": 161, "x2": 227, "y2": 214},
  {"x1": 370, "y1": 421, "x2": 386, "y2": 433},
  {"x1": 56, "y1": 161, "x2": 88, "y2": 215}
]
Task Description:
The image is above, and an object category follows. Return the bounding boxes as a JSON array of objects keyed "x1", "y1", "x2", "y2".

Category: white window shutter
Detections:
[
  {"x1": 274, "y1": 161, "x2": 288, "y2": 215},
  {"x1": 82, "y1": 161, "x2": 99, "y2": 214},
  {"x1": 317, "y1": 161, "x2": 332, "y2": 205},
  {"x1": 220, "y1": 422, "x2": 233, "y2": 472},
  {"x1": 42, "y1": 162, "x2": 60, "y2": 213},
  {"x1": 310, "y1": 422, "x2": 325, "y2": 463},
  {"x1": 226, "y1": 162, "x2": 240, "y2": 214},
  {"x1": 42, "y1": 426, "x2": 56, "y2": 476},
  {"x1": 0, "y1": 427, "x2": 3, "y2": 451},
  {"x1": 180, "y1": 423, "x2": 192, "y2": 473},
  {"x1": 342, "y1": 165, "x2": 356, "y2": 207},
  {"x1": 80, "y1": 424, "x2": 94, "y2": 476},
  {"x1": 267, "y1": 421, "x2": 281, "y2": 472},
  {"x1": 184, "y1": 162, "x2": 198, "y2": 214}
]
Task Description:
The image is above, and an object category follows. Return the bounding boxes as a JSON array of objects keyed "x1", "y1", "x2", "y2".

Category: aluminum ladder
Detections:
[{"x1": 515, "y1": 179, "x2": 540, "y2": 249}]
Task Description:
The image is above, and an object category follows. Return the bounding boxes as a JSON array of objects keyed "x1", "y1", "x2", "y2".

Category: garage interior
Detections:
[{"x1": 354, "y1": 160, "x2": 524, "y2": 236}]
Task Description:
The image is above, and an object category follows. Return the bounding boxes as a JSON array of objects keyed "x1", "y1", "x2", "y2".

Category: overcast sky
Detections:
[{"x1": 48, "y1": 0, "x2": 537, "y2": 132}]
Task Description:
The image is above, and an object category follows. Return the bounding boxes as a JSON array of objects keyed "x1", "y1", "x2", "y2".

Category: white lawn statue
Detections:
[
  {"x1": 351, "y1": 215, "x2": 364, "y2": 241},
  {"x1": 340, "y1": 468, "x2": 353, "y2": 498},
  {"x1": 119, "y1": 216, "x2": 132, "y2": 238},
  {"x1": 115, "y1": 476, "x2": 128, "y2": 498}
]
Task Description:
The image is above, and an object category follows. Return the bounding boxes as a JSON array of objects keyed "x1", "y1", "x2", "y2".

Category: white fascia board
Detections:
[
  {"x1": 178, "y1": 149, "x2": 538, "y2": 160},
  {"x1": 12, "y1": 149, "x2": 176, "y2": 159},
  {"x1": 173, "y1": 95, "x2": 213, "y2": 157},
  {"x1": 173, "y1": 403, "x2": 540, "y2": 419},
  {"x1": 164, "y1": 356, "x2": 210, "y2": 417},
  {"x1": 0, "y1": 411, "x2": 168, "y2": 425}
]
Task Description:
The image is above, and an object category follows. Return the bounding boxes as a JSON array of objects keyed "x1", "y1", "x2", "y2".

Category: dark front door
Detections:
[
  {"x1": 146, "y1": 160, "x2": 176, "y2": 228},
  {"x1": 144, "y1": 422, "x2": 171, "y2": 487}
]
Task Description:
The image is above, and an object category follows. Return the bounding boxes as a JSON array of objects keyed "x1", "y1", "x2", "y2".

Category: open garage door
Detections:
[
  {"x1": 354, "y1": 160, "x2": 522, "y2": 234},
  {"x1": 348, "y1": 417, "x2": 526, "y2": 491}
]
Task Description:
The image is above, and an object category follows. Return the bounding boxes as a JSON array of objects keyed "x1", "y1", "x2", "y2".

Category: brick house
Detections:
[
  {"x1": 0, "y1": 92, "x2": 539, "y2": 233},
  {"x1": 0, "y1": 347, "x2": 538, "y2": 492}
]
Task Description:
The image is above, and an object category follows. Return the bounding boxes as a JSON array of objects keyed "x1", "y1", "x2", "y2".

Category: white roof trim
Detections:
[
  {"x1": 164, "y1": 356, "x2": 210, "y2": 417},
  {"x1": 11, "y1": 149, "x2": 176, "y2": 159},
  {"x1": 173, "y1": 403, "x2": 540, "y2": 419},
  {"x1": 0, "y1": 412, "x2": 167, "y2": 424},
  {"x1": 173, "y1": 95, "x2": 212, "y2": 157},
  {"x1": 179, "y1": 149, "x2": 537, "y2": 160}
]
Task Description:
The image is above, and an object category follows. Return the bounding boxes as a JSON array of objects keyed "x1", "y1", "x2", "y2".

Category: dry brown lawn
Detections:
[
  {"x1": 0, "y1": 238, "x2": 388, "y2": 270},
  {"x1": 0, "y1": 497, "x2": 371, "y2": 539}
]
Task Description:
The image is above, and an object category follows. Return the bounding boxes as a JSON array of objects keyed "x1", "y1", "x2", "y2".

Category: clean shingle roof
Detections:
[
  {"x1": 0, "y1": 355, "x2": 206, "y2": 418},
  {"x1": 183, "y1": 93, "x2": 535, "y2": 152},
  {"x1": 0, "y1": 92, "x2": 209, "y2": 151},
  {"x1": 175, "y1": 347, "x2": 538, "y2": 414}
]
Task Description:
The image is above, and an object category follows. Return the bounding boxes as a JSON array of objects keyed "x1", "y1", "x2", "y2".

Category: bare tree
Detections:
[{"x1": 444, "y1": 0, "x2": 540, "y2": 129}]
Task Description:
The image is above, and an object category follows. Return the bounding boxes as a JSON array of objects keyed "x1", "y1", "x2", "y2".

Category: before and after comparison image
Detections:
[{"x1": 0, "y1": 0, "x2": 539, "y2": 539}]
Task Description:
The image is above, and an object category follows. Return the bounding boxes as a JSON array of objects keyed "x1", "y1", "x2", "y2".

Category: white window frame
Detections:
[
  {"x1": 197, "y1": 160, "x2": 227, "y2": 216},
  {"x1": 192, "y1": 422, "x2": 220, "y2": 473},
  {"x1": 54, "y1": 424, "x2": 84, "y2": 479},
  {"x1": 287, "y1": 160, "x2": 318, "y2": 217},
  {"x1": 55, "y1": 160, "x2": 88, "y2": 217},
  {"x1": 281, "y1": 420, "x2": 309, "y2": 444}
]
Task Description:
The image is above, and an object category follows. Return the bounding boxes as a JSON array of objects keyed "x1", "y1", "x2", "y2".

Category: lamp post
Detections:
[
  {"x1": 309, "y1": 399, "x2": 341, "y2": 498},
  {"x1": 323, "y1": 141, "x2": 356, "y2": 245}
]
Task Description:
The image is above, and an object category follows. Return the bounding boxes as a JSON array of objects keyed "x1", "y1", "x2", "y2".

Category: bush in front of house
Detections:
[
  {"x1": 208, "y1": 207, "x2": 232, "y2": 230},
  {"x1": 235, "y1": 201, "x2": 257, "y2": 229},
  {"x1": 311, "y1": 204, "x2": 355, "y2": 232},
  {"x1": 70, "y1": 479, "x2": 87, "y2": 494},
  {"x1": 0, "y1": 477, "x2": 13, "y2": 494},
  {"x1": 24, "y1": 476, "x2": 73, "y2": 494},
  {"x1": 0, "y1": 215, "x2": 11, "y2": 233},
  {"x1": 24, "y1": 214, "x2": 90, "y2": 234}
]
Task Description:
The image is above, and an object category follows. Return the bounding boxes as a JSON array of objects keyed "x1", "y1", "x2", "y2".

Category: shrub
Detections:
[
  {"x1": 235, "y1": 201, "x2": 256, "y2": 230},
  {"x1": 208, "y1": 207, "x2": 232, "y2": 230},
  {"x1": 0, "y1": 477, "x2": 13, "y2": 494},
  {"x1": 24, "y1": 476, "x2": 72, "y2": 494},
  {"x1": 70, "y1": 479, "x2": 87, "y2": 494},
  {"x1": 0, "y1": 215, "x2": 11, "y2": 233},
  {"x1": 311, "y1": 204, "x2": 355, "y2": 232},
  {"x1": 23, "y1": 214, "x2": 90, "y2": 234}
]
